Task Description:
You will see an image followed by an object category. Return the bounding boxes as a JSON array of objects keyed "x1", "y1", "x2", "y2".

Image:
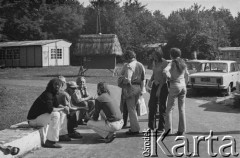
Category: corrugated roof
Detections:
[
  {"x1": 0, "y1": 39, "x2": 70, "y2": 47},
  {"x1": 219, "y1": 47, "x2": 240, "y2": 51}
]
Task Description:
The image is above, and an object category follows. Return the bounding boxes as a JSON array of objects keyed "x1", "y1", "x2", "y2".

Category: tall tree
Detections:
[
  {"x1": 230, "y1": 12, "x2": 240, "y2": 46},
  {"x1": 0, "y1": 0, "x2": 47, "y2": 41},
  {"x1": 165, "y1": 4, "x2": 231, "y2": 59},
  {"x1": 42, "y1": 3, "x2": 85, "y2": 42}
]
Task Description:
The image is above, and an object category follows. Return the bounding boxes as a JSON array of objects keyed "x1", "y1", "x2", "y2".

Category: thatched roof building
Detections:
[{"x1": 74, "y1": 34, "x2": 122, "y2": 56}]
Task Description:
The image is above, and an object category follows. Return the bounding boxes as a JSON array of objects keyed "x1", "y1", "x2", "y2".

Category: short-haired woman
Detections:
[
  {"x1": 87, "y1": 82, "x2": 123, "y2": 143},
  {"x1": 163, "y1": 48, "x2": 189, "y2": 136}
]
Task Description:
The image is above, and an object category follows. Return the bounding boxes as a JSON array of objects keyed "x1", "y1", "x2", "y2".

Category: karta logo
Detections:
[{"x1": 142, "y1": 129, "x2": 239, "y2": 157}]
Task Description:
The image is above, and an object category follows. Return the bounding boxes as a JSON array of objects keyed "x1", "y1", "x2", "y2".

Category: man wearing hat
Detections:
[
  {"x1": 56, "y1": 76, "x2": 83, "y2": 139},
  {"x1": 66, "y1": 81, "x2": 95, "y2": 125}
]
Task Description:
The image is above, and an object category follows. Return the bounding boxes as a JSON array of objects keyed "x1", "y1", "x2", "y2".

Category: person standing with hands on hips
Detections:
[{"x1": 163, "y1": 48, "x2": 189, "y2": 136}]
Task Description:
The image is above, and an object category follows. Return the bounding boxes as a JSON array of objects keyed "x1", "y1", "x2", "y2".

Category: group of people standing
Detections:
[
  {"x1": 26, "y1": 46, "x2": 188, "y2": 149},
  {"x1": 118, "y1": 47, "x2": 188, "y2": 137}
]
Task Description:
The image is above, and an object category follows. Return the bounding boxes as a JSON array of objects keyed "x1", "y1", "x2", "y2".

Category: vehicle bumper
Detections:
[{"x1": 188, "y1": 84, "x2": 226, "y2": 89}]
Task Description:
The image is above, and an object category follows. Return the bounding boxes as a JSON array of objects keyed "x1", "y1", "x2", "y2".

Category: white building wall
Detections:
[
  {"x1": 63, "y1": 47, "x2": 70, "y2": 65},
  {"x1": 42, "y1": 46, "x2": 49, "y2": 66},
  {"x1": 42, "y1": 40, "x2": 71, "y2": 66}
]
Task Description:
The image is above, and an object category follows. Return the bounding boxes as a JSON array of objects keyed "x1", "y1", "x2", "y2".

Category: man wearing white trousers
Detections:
[
  {"x1": 87, "y1": 82, "x2": 123, "y2": 143},
  {"x1": 27, "y1": 78, "x2": 70, "y2": 148}
]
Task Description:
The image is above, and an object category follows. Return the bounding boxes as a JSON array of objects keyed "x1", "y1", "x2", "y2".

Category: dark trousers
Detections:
[
  {"x1": 123, "y1": 101, "x2": 128, "y2": 126},
  {"x1": 148, "y1": 83, "x2": 169, "y2": 130},
  {"x1": 78, "y1": 100, "x2": 95, "y2": 122},
  {"x1": 67, "y1": 113, "x2": 78, "y2": 134}
]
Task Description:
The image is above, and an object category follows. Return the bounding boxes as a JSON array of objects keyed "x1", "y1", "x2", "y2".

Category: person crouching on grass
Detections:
[
  {"x1": 27, "y1": 78, "x2": 70, "y2": 148},
  {"x1": 86, "y1": 82, "x2": 123, "y2": 143}
]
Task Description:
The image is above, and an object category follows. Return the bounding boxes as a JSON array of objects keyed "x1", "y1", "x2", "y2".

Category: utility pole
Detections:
[{"x1": 90, "y1": 0, "x2": 104, "y2": 34}]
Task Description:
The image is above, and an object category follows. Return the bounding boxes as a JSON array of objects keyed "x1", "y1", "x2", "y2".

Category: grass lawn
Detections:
[
  {"x1": 0, "y1": 85, "x2": 44, "y2": 130},
  {"x1": 0, "y1": 65, "x2": 151, "y2": 130}
]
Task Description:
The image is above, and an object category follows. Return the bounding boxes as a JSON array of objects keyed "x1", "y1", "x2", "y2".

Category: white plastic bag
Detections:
[{"x1": 136, "y1": 95, "x2": 147, "y2": 116}]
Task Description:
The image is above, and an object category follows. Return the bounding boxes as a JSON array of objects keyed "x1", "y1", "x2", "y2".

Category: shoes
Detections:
[
  {"x1": 59, "y1": 135, "x2": 71, "y2": 141},
  {"x1": 175, "y1": 131, "x2": 184, "y2": 136},
  {"x1": 78, "y1": 120, "x2": 87, "y2": 125},
  {"x1": 5, "y1": 146, "x2": 20, "y2": 155},
  {"x1": 125, "y1": 130, "x2": 140, "y2": 135},
  {"x1": 69, "y1": 131, "x2": 83, "y2": 139},
  {"x1": 104, "y1": 133, "x2": 116, "y2": 143},
  {"x1": 43, "y1": 140, "x2": 62, "y2": 148}
]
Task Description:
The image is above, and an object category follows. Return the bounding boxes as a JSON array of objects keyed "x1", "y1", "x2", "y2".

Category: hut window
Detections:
[
  {"x1": 0, "y1": 49, "x2": 5, "y2": 60},
  {"x1": 51, "y1": 49, "x2": 57, "y2": 59},
  {"x1": 13, "y1": 49, "x2": 20, "y2": 59},
  {"x1": 6, "y1": 49, "x2": 13, "y2": 59},
  {"x1": 229, "y1": 52, "x2": 234, "y2": 59},
  {"x1": 51, "y1": 49, "x2": 62, "y2": 59},
  {"x1": 237, "y1": 52, "x2": 240, "y2": 58},
  {"x1": 57, "y1": 49, "x2": 62, "y2": 59}
]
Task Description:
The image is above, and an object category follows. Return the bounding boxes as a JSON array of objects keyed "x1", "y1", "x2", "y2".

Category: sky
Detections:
[{"x1": 79, "y1": 0, "x2": 240, "y2": 17}]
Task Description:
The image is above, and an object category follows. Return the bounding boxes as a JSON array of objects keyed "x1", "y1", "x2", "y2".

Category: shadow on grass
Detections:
[{"x1": 198, "y1": 100, "x2": 240, "y2": 114}]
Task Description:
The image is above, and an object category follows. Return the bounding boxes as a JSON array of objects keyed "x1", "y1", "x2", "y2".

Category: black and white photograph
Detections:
[{"x1": 0, "y1": 0, "x2": 239, "y2": 157}]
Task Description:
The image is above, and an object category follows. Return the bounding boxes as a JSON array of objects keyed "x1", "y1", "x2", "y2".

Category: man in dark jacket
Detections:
[{"x1": 27, "y1": 78, "x2": 69, "y2": 148}]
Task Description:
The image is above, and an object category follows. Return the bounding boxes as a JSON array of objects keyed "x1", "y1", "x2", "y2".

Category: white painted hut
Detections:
[{"x1": 0, "y1": 39, "x2": 72, "y2": 67}]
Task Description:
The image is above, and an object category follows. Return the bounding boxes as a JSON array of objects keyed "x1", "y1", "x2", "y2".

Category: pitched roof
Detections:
[
  {"x1": 74, "y1": 34, "x2": 123, "y2": 56},
  {"x1": 0, "y1": 39, "x2": 70, "y2": 47}
]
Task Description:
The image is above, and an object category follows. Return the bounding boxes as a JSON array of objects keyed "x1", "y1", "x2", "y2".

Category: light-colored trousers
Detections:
[
  {"x1": 165, "y1": 85, "x2": 187, "y2": 134},
  {"x1": 87, "y1": 119, "x2": 124, "y2": 138},
  {"x1": 28, "y1": 111, "x2": 68, "y2": 143},
  {"x1": 126, "y1": 94, "x2": 141, "y2": 132}
]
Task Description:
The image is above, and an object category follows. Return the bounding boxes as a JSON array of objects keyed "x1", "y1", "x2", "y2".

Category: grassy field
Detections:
[
  {"x1": 0, "y1": 66, "x2": 120, "y2": 85},
  {"x1": 0, "y1": 85, "x2": 44, "y2": 130}
]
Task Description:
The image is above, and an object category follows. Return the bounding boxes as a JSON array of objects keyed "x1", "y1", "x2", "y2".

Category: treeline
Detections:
[{"x1": 0, "y1": 0, "x2": 240, "y2": 62}]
